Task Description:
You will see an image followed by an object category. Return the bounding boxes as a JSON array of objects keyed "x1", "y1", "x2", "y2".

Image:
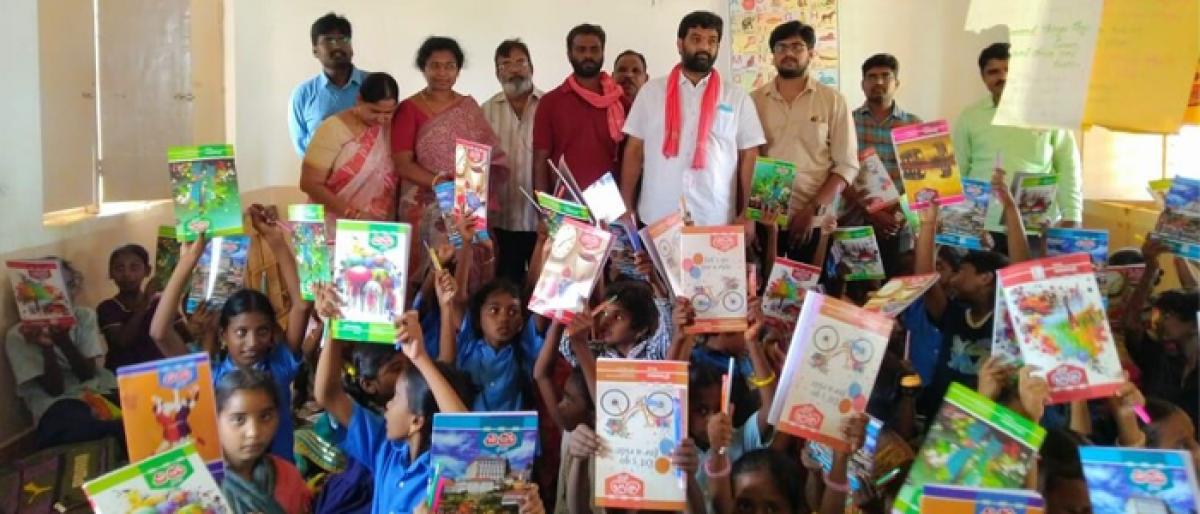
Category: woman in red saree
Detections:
[
  {"x1": 392, "y1": 36, "x2": 505, "y2": 282},
  {"x1": 299, "y1": 72, "x2": 400, "y2": 235}
]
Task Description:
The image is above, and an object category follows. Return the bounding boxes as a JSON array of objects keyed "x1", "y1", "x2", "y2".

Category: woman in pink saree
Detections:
[{"x1": 300, "y1": 72, "x2": 400, "y2": 234}]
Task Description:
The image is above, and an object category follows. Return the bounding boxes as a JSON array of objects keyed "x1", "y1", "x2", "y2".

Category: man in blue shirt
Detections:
[{"x1": 288, "y1": 13, "x2": 367, "y2": 155}]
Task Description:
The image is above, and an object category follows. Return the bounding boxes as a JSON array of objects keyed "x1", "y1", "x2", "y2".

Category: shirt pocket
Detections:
[
  {"x1": 800, "y1": 118, "x2": 830, "y2": 149},
  {"x1": 712, "y1": 102, "x2": 737, "y2": 138}
]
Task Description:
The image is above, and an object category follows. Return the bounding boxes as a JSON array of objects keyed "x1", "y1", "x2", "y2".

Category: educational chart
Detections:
[
  {"x1": 746, "y1": 157, "x2": 796, "y2": 226},
  {"x1": 936, "y1": 178, "x2": 991, "y2": 250},
  {"x1": 854, "y1": 147, "x2": 902, "y2": 213},
  {"x1": 641, "y1": 212, "x2": 686, "y2": 298},
  {"x1": 1102, "y1": 263, "x2": 1146, "y2": 334},
  {"x1": 184, "y1": 235, "x2": 250, "y2": 314},
  {"x1": 83, "y1": 443, "x2": 229, "y2": 514},
  {"x1": 1079, "y1": 446, "x2": 1200, "y2": 514},
  {"x1": 729, "y1": 0, "x2": 839, "y2": 91},
  {"x1": 998, "y1": 253, "x2": 1123, "y2": 403},
  {"x1": 168, "y1": 145, "x2": 244, "y2": 242},
  {"x1": 594, "y1": 358, "x2": 688, "y2": 511},
  {"x1": 761, "y1": 257, "x2": 821, "y2": 337},
  {"x1": 1011, "y1": 173, "x2": 1059, "y2": 234},
  {"x1": 919, "y1": 485, "x2": 1045, "y2": 514},
  {"x1": 1153, "y1": 176, "x2": 1200, "y2": 260},
  {"x1": 330, "y1": 220, "x2": 411, "y2": 343},
  {"x1": 151, "y1": 225, "x2": 181, "y2": 291},
  {"x1": 529, "y1": 218, "x2": 613, "y2": 324},
  {"x1": 680, "y1": 225, "x2": 748, "y2": 334},
  {"x1": 831, "y1": 226, "x2": 885, "y2": 281},
  {"x1": 892, "y1": 383, "x2": 1046, "y2": 514},
  {"x1": 769, "y1": 293, "x2": 893, "y2": 451},
  {"x1": 454, "y1": 139, "x2": 491, "y2": 243},
  {"x1": 431, "y1": 412, "x2": 539, "y2": 513},
  {"x1": 6, "y1": 259, "x2": 75, "y2": 327},
  {"x1": 117, "y1": 353, "x2": 222, "y2": 478},
  {"x1": 863, "y1": 274, "x2": 939, "y2": 317},
  {"x1": 288, "y1": 204, "x2": 331, "y2": 301},
  {"x1": 892, "y1": 120, "x2": 964, "y2": 210}
]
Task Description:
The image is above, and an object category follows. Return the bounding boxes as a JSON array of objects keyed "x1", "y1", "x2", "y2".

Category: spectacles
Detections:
[
  {"x1": 773, "y1": 42, "x2": 808, "y2": 54},
  {"x1": 499, "y1": 59, "x2": 531, "y2": 71},
  {"x1": 318, "y1": 35, "x2": 351, "y2": 47}
]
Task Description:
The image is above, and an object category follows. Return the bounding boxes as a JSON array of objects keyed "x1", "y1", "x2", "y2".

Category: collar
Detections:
[
  {"x1": 854, "y1": 101, "x2": 908, "y2": 121},
  {"x1": 318, "y1": 66, "x2": 364, "y2": 90},
  {"x1": 488, "y1": 88, "x2": 544, "y2": 105},
  {"x1": 678, "y1": 70, "x2": 715, "y2": 88},
  {"x1": 386, "y1": 438, "x2": 430, "y2": 471},
  {"x1": 764, "y1": 75, "x2": 816, "y2": 100}
]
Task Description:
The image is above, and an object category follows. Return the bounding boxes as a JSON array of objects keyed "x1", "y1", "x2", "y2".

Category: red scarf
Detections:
[
  {"x1": 663, "y1": 65, "x2": 721, "y2": 170},
  {"x1": 566, "y1": 72, "x2": 626, "y2": 143}
]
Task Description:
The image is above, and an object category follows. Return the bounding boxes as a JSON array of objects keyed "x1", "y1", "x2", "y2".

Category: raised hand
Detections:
[
  {"x1": 312, "y1": 282, "x2": 343, "y2": 320},
  {"x1": 433, "y1": 269, "x2": 457, "y2": 307},
  {"x1": 1017, "y1": 366, "x2": 1049, "y2": 423},
  {"x1": 567, "y1": 424, "x2": 603, "y2": 459},
  {"x1": 707, "y1": 412, "x2": 734, "y2": 453},
  {"x1": 977, "y1": 356, "x2": 1014, "y2": 400},
  {"x1": 840, "y1": 413, "x2": 869, "y2": 452},
  {"x1": 516, "y1": 484, "x2": 545, "y2": 514},
  {"x1": 672, "y1": 297, "x2": 696, "y2": 333},
  {"x1": 670, "y1": 438, "x2": 701, "y2": 477},
  {"x1": 395, "y1": 310, "x2": 427, "y2": 362}
]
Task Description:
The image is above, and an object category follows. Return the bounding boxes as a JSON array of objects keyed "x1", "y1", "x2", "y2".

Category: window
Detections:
[{"x1": 1081, "y1": 124, "x2": 1200, "y2": 202}]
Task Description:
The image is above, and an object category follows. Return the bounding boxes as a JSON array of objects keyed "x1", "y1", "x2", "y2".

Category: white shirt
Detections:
[
  {"x1": 625, "y1": 72, "x2": 766, "y2": 226},
  {"x1": 482, "y1": 88, "x2": 543, "y2": 232}
]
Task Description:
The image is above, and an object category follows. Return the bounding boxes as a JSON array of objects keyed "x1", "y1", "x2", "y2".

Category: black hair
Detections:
[
  {"x1": 359, "y1": 72, "x2": 399, "y2": 103},
  {"x1": 960, "y1": 250, "x2": 1010, "y2": 287},
  {"x1": 1108, "y1": 247, "x2": 1145, "y2": 266},
  {"x1": 1038, "y1": 428, "x2": 1089, "y2": 494},
  {"x1": 937, "y1": 245, "x2": 966, "y2": 271},
  {"x1": 861, "y1": 53, "x2": 899, "y2": 77},
  {"x1": 215, "y1": 368, "x2": 281, "y2": 413},
  {"x1": 468, "y1": 278, "x2": 524, "y2": 340},
  {"x1": 310, "y1": 12, "x2": 351, "y2": 46},
  {"x1": 566, "y1": 24, "x2": 606, "y2": 51},
  {"x1": 1152, "y1": 288, "x2": 1200, "y2": 321},
  {"x1": 109, "y1": 244, "x2": 150, "y2": 270},
  {"x1": 1144, "y1": 397, "x2": 1188, "y2": 447},
  {"x1": 606, "y1": 280, "x2": 659, "y2": 337},
  {"x1": 614, "y1": 49, "x2": 647, "y2": 71},
  {"x1": 688, "y1": 360, "x2": 723, "y2": 408},
  {"x1": 768, "y1": 20, "x2": 815, "y2": 51},
  {"x1": 42, "y1": 256, "x2": 83, "y2": 293},
  {"x1": 677, "y1": 11, "x2": 724, "y2": 41},
  {"x1": 416, "y1": 36, "x2": 465, "y2": 70},
  {"x1": 219, "y1": 289, "x2": 279, "y2": 331},
  {"x1": 494, "y1": 38, "x2": 532, "y2": 67},
  {"x1": 403, "y1": 361, "x2": 474, "y2": 455},
  {"x1": 731, "y1": 449, "x2": 805, "y2": 513},
  {"x1": 978, "y1": 42, "x2": 1011, "y2": 73}
]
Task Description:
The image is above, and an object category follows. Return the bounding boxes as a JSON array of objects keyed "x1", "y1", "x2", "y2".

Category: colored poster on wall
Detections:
[{"x1": 729, "y1": 0, "x2": 839, "y2": 92}]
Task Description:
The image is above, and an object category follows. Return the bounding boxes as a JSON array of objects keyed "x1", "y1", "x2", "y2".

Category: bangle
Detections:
[
  {"x1": 748, "y1": 371, "x2": 776, "y2": 389},
  {"x1": 704, "y1": 456, "x2": 731, "y2": 478},
  {"x1": 823, "y1": 472, "x2": 850, "y2": 493}
]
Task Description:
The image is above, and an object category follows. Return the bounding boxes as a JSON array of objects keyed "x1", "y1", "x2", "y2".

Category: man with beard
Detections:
[
  {"x1": 533, "y1": 24, "x2": 625, "y2": 192},
  {"x1": 621, "y1": 11, "x2": 765, "y2": 227},
  {"x1": 953, "y1": 43, "x2": 1082, "y2": 249},
  {"x1": 482, "y1": 39, "x2": 543, "y2": 284},
  {"x1": 288, "y1": 13, "x2": 367, "y2": 156},
  {"x1": 612, "y1": 50, "x2": 649, "y2": 109},
  {"x1": 850, "y1": 53, "x2": 922, "y2": 276},
  {"x1": 751, "y1": 20, "x2": 856, "y2": 261}
]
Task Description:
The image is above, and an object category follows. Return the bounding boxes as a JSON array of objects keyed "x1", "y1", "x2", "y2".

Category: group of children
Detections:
[{"x1": 7, "y1": 160, "x2": 1200, "y2": 514}]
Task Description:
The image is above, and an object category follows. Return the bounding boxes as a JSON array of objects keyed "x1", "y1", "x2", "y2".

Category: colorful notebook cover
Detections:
[
  {"x1": 1046, "y1": 227, "x2": 1109, "y2": 291},
  {"x1": 529, "y1": 218, "x2": 613, "y2": 324},
  {"x1": 1079, "y1": 446, "x2": 1200, "y2": 514},
  {"x1": 581, "y1": 172, "x2": 626, "y2": 225},
  {"x1": 762, "y1": 257, "x2": 821, "y2": 337},
  {"x1": 6, "y1": 259, "x2": 75, "y2": 327},
  {"x1": 152, "y1": 225, "x2": 181, "y2": 291},
  {"x1": 747, "y1": 157, "x2": 796, "y2": 226},
  {"x1": 594, "y1": 358, "x2": 688, "y2": 511},
  {"x1": 863, "y1": 274, "x2": 939, "y2": 317},
  {"x1": 855, "y1": 147, "x2": 902, "y2": 213},
  {"x1": 998, "y1": 253, "x2": 1123, "y2": 403},
  {"x1": 1102, "y1": 264, "x2": 1147, "y2": 334},
  {"x1": 892, "y1": 120, "x2": 964, "y2": 210},
  {"x1": 183, "y1": 235, "x2": 250, "y2": 314},
  {"x1": 431, "y1": 412, "x2": 539, "y2": 513},
  {"x1": 641, "y1": 213, "x2": 686, "y2": 298},
  {"x1": 83, "y1": 442, "x2": 229, "y2": 514},
  {"x1": 288, "y1": 204, "x2": 331, "y2": 301},
  {"x1": 168, "y1": 144, "x2": 244, "y2": 242},
  {"x1": 936, "y1": 178, "x2": 991, "y2": 250},
  {"x1": 454, "y1": 139, "x2": 491, "y2": 243},
  {"x1": 831, "y1": 226, "x2": 886, "y2": 281},
  {"x1": 680, "y1": 225, "x2": 748, "y2": 334},
  {"x1": 330, "y1": 220, "x2": 411, "y2": 343},
  {"x1": 536, "y1": 191, "x2": 592, "y2": 222},
  {"x1": 991, "y1": 288, "x2": 1023, "y2": 366},
  {"x1": 433, "y1": 181, "x2": 465, "y2": 248},
  {"x1": 116, "y1": 353, "x2": 222, "y2": 479},
  {"x1": 892, "y1": 383, "x2": 1046, "y2": 514},
  {"x1": 918, "y1": 485, "x2": 1045, "y2": 514},
  {"x1": 1012, "y1": 173, "x2": 1058, "y2": 234},
  {"x1": 769, "y1": 293, "x2": 894, "y2": 451},
  {"x1": 1153, "y1": 176, "x2": 1200, "y2": 260}
]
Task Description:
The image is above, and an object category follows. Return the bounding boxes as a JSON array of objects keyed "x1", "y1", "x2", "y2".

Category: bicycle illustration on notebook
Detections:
[
  {"x1": 689, "y1": 275, "x2": 747, "y2": 314},
  {"x1": 600, "y1": 389, "x2": 676, "y2": 438},
  {"x1": 808, "y1": 325, "x2": 875, "y2": 373}
]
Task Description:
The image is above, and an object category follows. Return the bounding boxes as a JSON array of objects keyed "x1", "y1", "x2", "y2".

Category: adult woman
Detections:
[{"x1": 300, "y1": 72, "x2": 400, "y2": 234}]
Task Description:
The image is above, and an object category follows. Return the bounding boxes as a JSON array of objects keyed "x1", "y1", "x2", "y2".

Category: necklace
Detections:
[{"x1": 964, "y1": 308, "x2": 993, "y2": 329}]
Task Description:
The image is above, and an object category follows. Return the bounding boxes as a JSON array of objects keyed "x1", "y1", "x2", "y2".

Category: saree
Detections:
[{"x1": 310, "y1": 116, "x2": 397, "y2": 235}]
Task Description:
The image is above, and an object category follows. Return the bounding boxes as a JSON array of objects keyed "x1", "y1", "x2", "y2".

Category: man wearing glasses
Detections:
[
  {"x1": 482, "y1": 39, "x2": 543, "y2": 283},
  {"x1": 288, "y1": 13, "x2": 367, "y2": 156},
  {"x1": 751, "y1": 21, "x2": 857, "y2": 262}
]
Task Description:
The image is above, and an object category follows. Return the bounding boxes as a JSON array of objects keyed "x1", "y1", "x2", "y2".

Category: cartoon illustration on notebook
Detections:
[{"x1": 153, "y1": 387, "x2": 202, "y2": 453}]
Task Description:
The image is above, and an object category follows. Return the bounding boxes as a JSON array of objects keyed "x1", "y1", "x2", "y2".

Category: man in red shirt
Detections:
[{"x1": 533, "y1": 24, "x2": 627, "y2": 192}]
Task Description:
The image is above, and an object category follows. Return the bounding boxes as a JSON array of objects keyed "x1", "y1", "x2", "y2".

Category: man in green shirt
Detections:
[{"x1": 952, "y1": 42, "x2": 1083, "y2": 236}]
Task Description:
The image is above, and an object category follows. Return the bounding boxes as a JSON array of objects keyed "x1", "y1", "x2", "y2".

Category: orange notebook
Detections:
[{"x1": 117, "y1": 353, "x2": 222, "y2": 478}]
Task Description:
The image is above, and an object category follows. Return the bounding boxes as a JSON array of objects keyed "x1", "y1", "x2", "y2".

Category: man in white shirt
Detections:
[
  {"x1": 482, "y1": 39, "x2": 542, "y2": 284},
  {"x1": 620, "y1": 11, "x2": 766, "y2": 227}
]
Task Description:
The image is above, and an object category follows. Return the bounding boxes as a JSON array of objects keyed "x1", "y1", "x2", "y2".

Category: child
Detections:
[
  {"x1": 1038, "y1": 428, "x2": 1092, "y2": 514},
  {"x1": 557, "y1": 279, "x2": 673, "y2": 365},
  {"x1": 1144, "y1": 397, "x2": 1200, "y2": 472},
  {"x1": 345, "y1": 344, "x2": 409, "y2": 410},
  {"x1": 150, "y1": 206, "x2": 310, "y2": 460},
  {"x1": 98, "y1": 244, "x2": 186, "y2": 370},
  {"x1": 216, "y1": 368, "x2": 311, "y2": 514},
  {"x1": 728, "y1": 449, "x2": 805, "y2": 514}
]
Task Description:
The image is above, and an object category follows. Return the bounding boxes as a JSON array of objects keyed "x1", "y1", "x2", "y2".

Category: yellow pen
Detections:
[{"x1": 425, "y1": 241, "x2": 443, "y2": 272}]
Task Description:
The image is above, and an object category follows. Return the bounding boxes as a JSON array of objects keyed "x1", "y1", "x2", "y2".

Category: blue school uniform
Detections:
[
  {"x1": 901, "y1": 297, "x2": 942, "y2": 385},
  {"x1": 214, "y1": 343, "x2": 300, "y2": 460},
  {"x1": 411, "y1": 290, "x2": 443, "y2": 358},
  {"x1": 334, "y1": 402, "x2": 431, "y2": 514},
  {"x1": 455, "y1": 316, "x2": 543, "y2": 411}
]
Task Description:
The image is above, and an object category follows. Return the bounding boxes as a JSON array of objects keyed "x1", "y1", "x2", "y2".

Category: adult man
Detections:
[
  {"x1": 613, "y1": 50, "x2": 649, "y2": 109},
  {"x1": 533, "y1": 24, "x2": 626, "y2": 192},
  {"x1": 953, "y1": 42, "x2": 1082, "y2": 239},
  {"x1": 621, "y1": 11, "x2": 765, "y2": 227},
  {"x1": 482, "y1": 39, "x2": 543, "y2": 284},
  {"x1": 851, "y1": 53, "x2": 922, "y2": 275},
  {"x1": 751, "y1": 21, "x2": 857, "y2": 258},
  {"x1": 288, "y1": 13, "x2": 367, "y2": 156}
]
